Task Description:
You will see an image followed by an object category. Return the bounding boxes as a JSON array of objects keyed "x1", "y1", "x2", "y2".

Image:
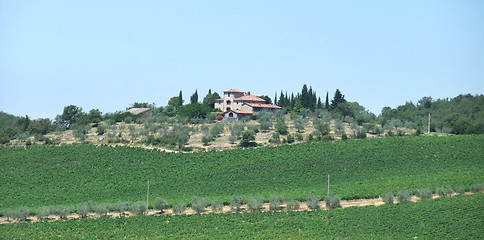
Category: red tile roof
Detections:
[
  {"x1": 224, "y1": 89, "x2": 244, "y2": 93},
  {"x1": 234, "y1": 94, "x2": 265, "y2": 102},
  {"x1": 245, "y1": 103, "x2": 282, "y2": 109},
  {"x1": 230, "y1": 109, "x2": 253, "y2": 114}
]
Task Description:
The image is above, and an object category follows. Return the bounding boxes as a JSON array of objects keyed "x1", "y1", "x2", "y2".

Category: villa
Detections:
[{"x1": 214, "y1": 89, "x2": 281, "y2": 120}]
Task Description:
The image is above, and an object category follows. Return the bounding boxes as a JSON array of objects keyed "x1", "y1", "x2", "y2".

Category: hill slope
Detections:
[{"x1": 1, "y1": 135, "x2": 483, "y2": 211}]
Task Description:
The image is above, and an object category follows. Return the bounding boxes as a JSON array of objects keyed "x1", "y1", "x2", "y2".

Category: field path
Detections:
[{"x1": 1, "y1": 193, "x2": 474, "y2": 224}]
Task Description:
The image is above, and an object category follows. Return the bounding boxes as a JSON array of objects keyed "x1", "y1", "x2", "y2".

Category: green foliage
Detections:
[
  {"x1": 470, "y1": 183, "x2": 484, "y2": 193},
  {"x1": 247, "y1": 197, "x2": 264, "y2": 212},
  {"x1": 210, "y1": 202, "x2": 223, "y2": 212},
  {"x1": 54, "y1": 206, "x2": 71, "y2": 219},
  {"x1": 239, "y1": 130, "x2": 256, "y2": 147},
  {"x1": 416, "y1": 188, "x2": 432, "y2": 200},
  {"x1": 436, "y1": 187, "x2": 445, "y2": 197},
  {"x1": 114, "y1": 201, "x2": 130, "y2": 217},
  {"x1": 57, "y1": 105, "x2": 83, "y2": 129},
  {"x1": 172, "y1": 203, "x2": 187, "y2": 214},
  {"x1": 77, "y1": 201, "x2": 93, "y2": 218},
  {"x1": 307, "y1": 194, "x2": 320, "y2": 210},
  {"x1": 455, "y1": 186, "x2": 466, "y2": 194},
  {"x1": 191, "y1": 196, "x2": 210, "y2": 213},
  {"x1": 130, "y1": 201, "x2": 147, "y2": 216},
  {"x1": 1, "y1": 194, "x2": 482, "y2": 239},
  {"x1": 96, "y1": 125, "x2": 106, "y2": 135},
  {"x1": 258, "y1": 114, "x2": 273, "y2": 131},
  {"x1": 177, "y1": 103, "x2": 211, "y2": 119},
  {"x1": 324, "y1": 194, "x2": 341, "y2": 209},
  {"x1": 269, "y1": 195, "x2": 284, "y2": 211},
  {"x1": 230, "y1": 195, "x2": 246, "y2": 212},
  {"x1": 382, "y1": 192, "x2": 394, "y2": 204},
  {"x1": 1, "y1": 135, "x2": 483, "y2": 212},
  {"x1": 36, "y1": 206, "x2": 53, "y2": 221},
  {"x1": 286, "y1": 200, "x2": 300, "y2": 211},
  {"x1": 95, "y1": 203, "x2": 110, "y2": 217},
  {"x1": 396, "y1": 189, "x2": 411, "y2": 203}
]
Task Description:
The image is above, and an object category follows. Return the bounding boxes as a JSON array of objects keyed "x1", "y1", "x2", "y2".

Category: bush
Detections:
[
  {"x1": 436, "y1": 187, "x2": 445, "y2": 197},
  {"x1": 96, "y1": 125, "x2": 106, "y2": 135},
  {"x1": 239, "y1": 131, "x2": 257, "y2": 148},
  {"x1": 307, "y1": 194, "x2": 320, "y2": 210},
  {"x1": 286, "y1": 200, "x2": 300, "y2": 211},
  {"x1": 154, "y1": 197, "x2": 168, "y2": 213},
  {"x1": 275, "y1": 121, "x2": 288, "y2": 135},
  {"x1": 77, "y1": 201, "x2": 93, "y2": 218},
  {"x1": 192, "y1": 196, "x2": 210, "y2": 213},
  {"x1": 247, "y1": 197, "x2": 264, "y2": 212},
  {"x1": 416, "y1": 188, "x2": 432, "y2": 200},
  {"x1": 324, "y1": 194, "x2": 341, "y2": 209},
  {"x1": 37, "y1": 206, "x2": 53, "y2": 221},
  {"x1": 285, "y1": 134, "x2": 295, "y2": 144},
  {"x1": 95, "y1": 203, "x2": 110, "y2": 217},
  {"x1": 455, "y1": 186, "x2": 466, "y2": 194},
  {"x1": 382, "y1": 192, "x2": 394, "y2": 205},
  {"x1": 210, "y1": 202, "x2": 224, "y2": 212},
  {"x1": 396, "y1": 189, "x2": 411, "y2": 203},
  {"x1": 201, "y1": 134, "x2": 212, "y2": 146},
  {"x1": 230, "y1": 195, "x2": 246, "y2": 212},
  {"x1": 4, "y1": 209, "x2": 14, "y2": 221},
  {"x1": 13, "y1": 207, "x2": 30, "y2": 221},
  {"x1": 172, "y1": 203, "x2": 187, "y2": 214},
  {"x1": 130, "y1": 201, "x2": 147, "y2": 215},
  {"x1": 444, "y1": 186, "x2": 455, "y2": 196},
  {"x1": 114, "y1": 201, "x2": 130, "y2": 216},
  {"x1": 54, "y1": 205, "x2": 71, "y2": 220},
  {"x1": 470, "y1": 183, "x2": 484, "y2": 193},
  {"x1": 269, "y1": 195, "x2": 284, "y2": 211}
]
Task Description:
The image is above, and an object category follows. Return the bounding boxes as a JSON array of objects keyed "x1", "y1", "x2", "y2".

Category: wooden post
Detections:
[
  {"x1": 147, "y1": 180, "x2": 150, "y2": 210},
  {"x1": 328, "y1": 174, "x2": 330, "y2": 196},
  {"x1": 428, "y1": 113, "x2": 431, "y2": 134}
]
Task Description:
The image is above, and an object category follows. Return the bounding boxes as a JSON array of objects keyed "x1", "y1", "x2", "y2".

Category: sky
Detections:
[{"x1": 1, "y1": 0, "x2": 483, "y2": 119}]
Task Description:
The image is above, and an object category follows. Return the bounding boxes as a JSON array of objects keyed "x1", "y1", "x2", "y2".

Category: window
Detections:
[
  {"x1": 226, "y1": 107, "x2": 231, "y2": 111},
  {"x1": 229, "y1": 112, "x2": 234, "y2": 117},
  {"x1": 227, "y1": 100, "x2": 231, "y2": 105}
]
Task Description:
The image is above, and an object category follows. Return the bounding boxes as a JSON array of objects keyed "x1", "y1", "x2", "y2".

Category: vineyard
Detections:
[
  {"x1": 1, "y1": 194, "x2": 482, "y2": 239},
  {"x1": 1, "y1": 135, "x2": 483, "y2": 212}
]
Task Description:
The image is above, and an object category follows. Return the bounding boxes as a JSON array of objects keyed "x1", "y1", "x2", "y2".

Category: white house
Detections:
[{"x1": 214, "y1": 89, "x2": 281, "y2": 120}]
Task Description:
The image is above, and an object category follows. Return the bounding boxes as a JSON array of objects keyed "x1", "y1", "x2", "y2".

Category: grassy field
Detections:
[
  {"x1": 1, "y1": 135, "x2": 483, "y2": 212},
  {"x1": 1, "y1": 193, "x2": 482, "y2": 239}
]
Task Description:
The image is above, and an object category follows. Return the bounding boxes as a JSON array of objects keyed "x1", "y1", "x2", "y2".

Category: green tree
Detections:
[
  {"x1": 190, "y1": 90, "x2": 199, "y2": 104},
  {"x1": 257, "y1": 95, "x2": 272, "y2": 104},
  {"x1": 294, "y1": 118, "x2": 305, "y2": 133},
  {"x1": 325, "y1": 92, "x2": 330, "y2": 110},
  {"x1": 29, "y1": 118, "x2": 52, "y2": 135},
  {"x1": 178, "y1": 90, "x2": 184, "y2": 108},
  {"x1": 330, "y1": 89, "x2": 346, "y2": 110},
  {"x1": 177, "y1": 103, "x2": 211, "y2": 119},
  {"x1": 58, "y1": 105, "x2": 83, "y2": 129},
  {"x1": 87, "y1": 109, "x2": 103, "y2": 124},
  {"x1": 240, "y1": 130, "x2": 256, "y2": 147}
]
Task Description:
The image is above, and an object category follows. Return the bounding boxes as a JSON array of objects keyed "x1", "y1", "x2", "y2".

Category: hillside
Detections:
[{"x1": 1, "y1": 135, "x2": 483, "y2": 212}]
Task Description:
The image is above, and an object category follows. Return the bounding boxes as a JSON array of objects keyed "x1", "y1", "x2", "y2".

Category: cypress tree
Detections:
[{"x1": 325, "y1": 92, "x2": 330, "y2": 110}]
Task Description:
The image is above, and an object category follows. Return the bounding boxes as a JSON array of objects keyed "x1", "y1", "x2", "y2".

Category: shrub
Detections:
[
  {"x1": 114, "y1": 201, "x2": 130, "y2": 216},
  {"x1": 341, "y1": 133, "x2": 348, "y2": 140},
  {"x1": 455, "y1": 186, "x2": 466, "y2": 194},
  {"x1": 54, "y1": 205, "x2": 71, "y2": 220},
  {"x1": 95, "y1": 203, "x2": 110, "y2": 217},
  {"x1": 269, "y1": 195, "x2": 284, "y2": 211},
  {"x1": 324, "y1": 194, "x2": 341, "y2": 209},
  {"x1": 382, "y1": 192, "x2": 394, "y2": 204},
  {"x1": 4, "y1": 209, "x2": 14, "y2": 221},
  {"x1": 77, "y1": 201, "x2": 93, "y2": 218},
  {"x1": 192, "y1": 196, "x2": 210, "y2": 213},
  {"x1": 154, "y1": 197, "x2": 168, "y2": 213},
  {"x1": 285, "y1": 134, "x2": 295, "y2": 144},
  {"x1": 247, "y1": 197, "x2": 264, "y2": 212},
  {"x1": 444, "y1": 186, "x2": 455, "y2": 196},
  {"x1": 228, "y1": 134, "x2": 237, "y2": 144},
  {"x1": 275, "y1": 121, "x2": 288, "y2": 135},
  {"x1": 230, "y1": 195, "x2": 246, "y2": 212},
  {"x1": 471, "y1": 183, "x2": 484, "y2": 193},
  {"x1": 307, "y1": 194, "x2": 320, "y2": 210},
  {"x1": 96, "y1": 125, "x2": 106, "y2": 135},
  {"x1": 12, "y1": 207, "x2": 30, "y2": 221},
  {"x1": 397, "y1": 189, "x2": 411, "y2": 203},
  {"x1": 210, "y1": 202, "x2": 223, "y2": 212},
  {"x1": 172, "y1": 203, "x2": 187, "y2": 214},
  {"x1": 37, "y1": 206, "x2": 53, "y2": 221},
  {"x1": 436, "y1": 187, "x2": 445, "y2": 197},
  {"x1": 416, "y1": 188, "x2": 432, "y2": 200},
  {"x1": 130, "y1": 201, "x2": 147, "y2": 216},
  {"x1": 202, "y1": 134, "x2": 212, "y2": 146},
  {"x1": 286, "y1": 200, "x2": 300, "y2": 211}
]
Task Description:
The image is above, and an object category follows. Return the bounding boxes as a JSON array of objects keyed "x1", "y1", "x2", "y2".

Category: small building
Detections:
[
  {"x1": 214, "y1": 89, "x2": 281, "y2": 120},
  {"x1": 126, "y1": 108, "x2": 152, "y2": 117}
]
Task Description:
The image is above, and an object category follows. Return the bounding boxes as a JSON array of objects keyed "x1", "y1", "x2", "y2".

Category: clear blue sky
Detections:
[{"x1": 1, "y1": 0, "x2": 483, "y2": 119}]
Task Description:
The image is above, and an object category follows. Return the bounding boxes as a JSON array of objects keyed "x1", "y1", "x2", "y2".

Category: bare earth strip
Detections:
[{"x1": 1, "y1": 193, "x2": 476, "y2": 224}]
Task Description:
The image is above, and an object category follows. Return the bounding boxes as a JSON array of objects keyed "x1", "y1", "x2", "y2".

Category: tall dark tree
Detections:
[
  {"x1": 301, "y1": 84, "x2": 309, "y2": 108},
  {"x1": 190, "y1": 90, "x2": 199, "y2": 104},
  {"x1": 178, "y1": 91, "x2": 183, "y2": 108},
  {"x1": 274, "y1": 92, "x2": 278, "y2": 105},
  {"x1": 325, "y1": 92, "x2": 330, "y2": 110},
  {"x1": 330, "y1": 89, "x2": 346, "y2": 110},
  {"x1": 203, "y1": 90, "x2": 221, "y2": 108},
  {"x1": 317, "y1": 97, "x2": 323, "y2": 109},
  {"x1": 308, "y1": 86, "x2": 317, "y2": 111}
]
